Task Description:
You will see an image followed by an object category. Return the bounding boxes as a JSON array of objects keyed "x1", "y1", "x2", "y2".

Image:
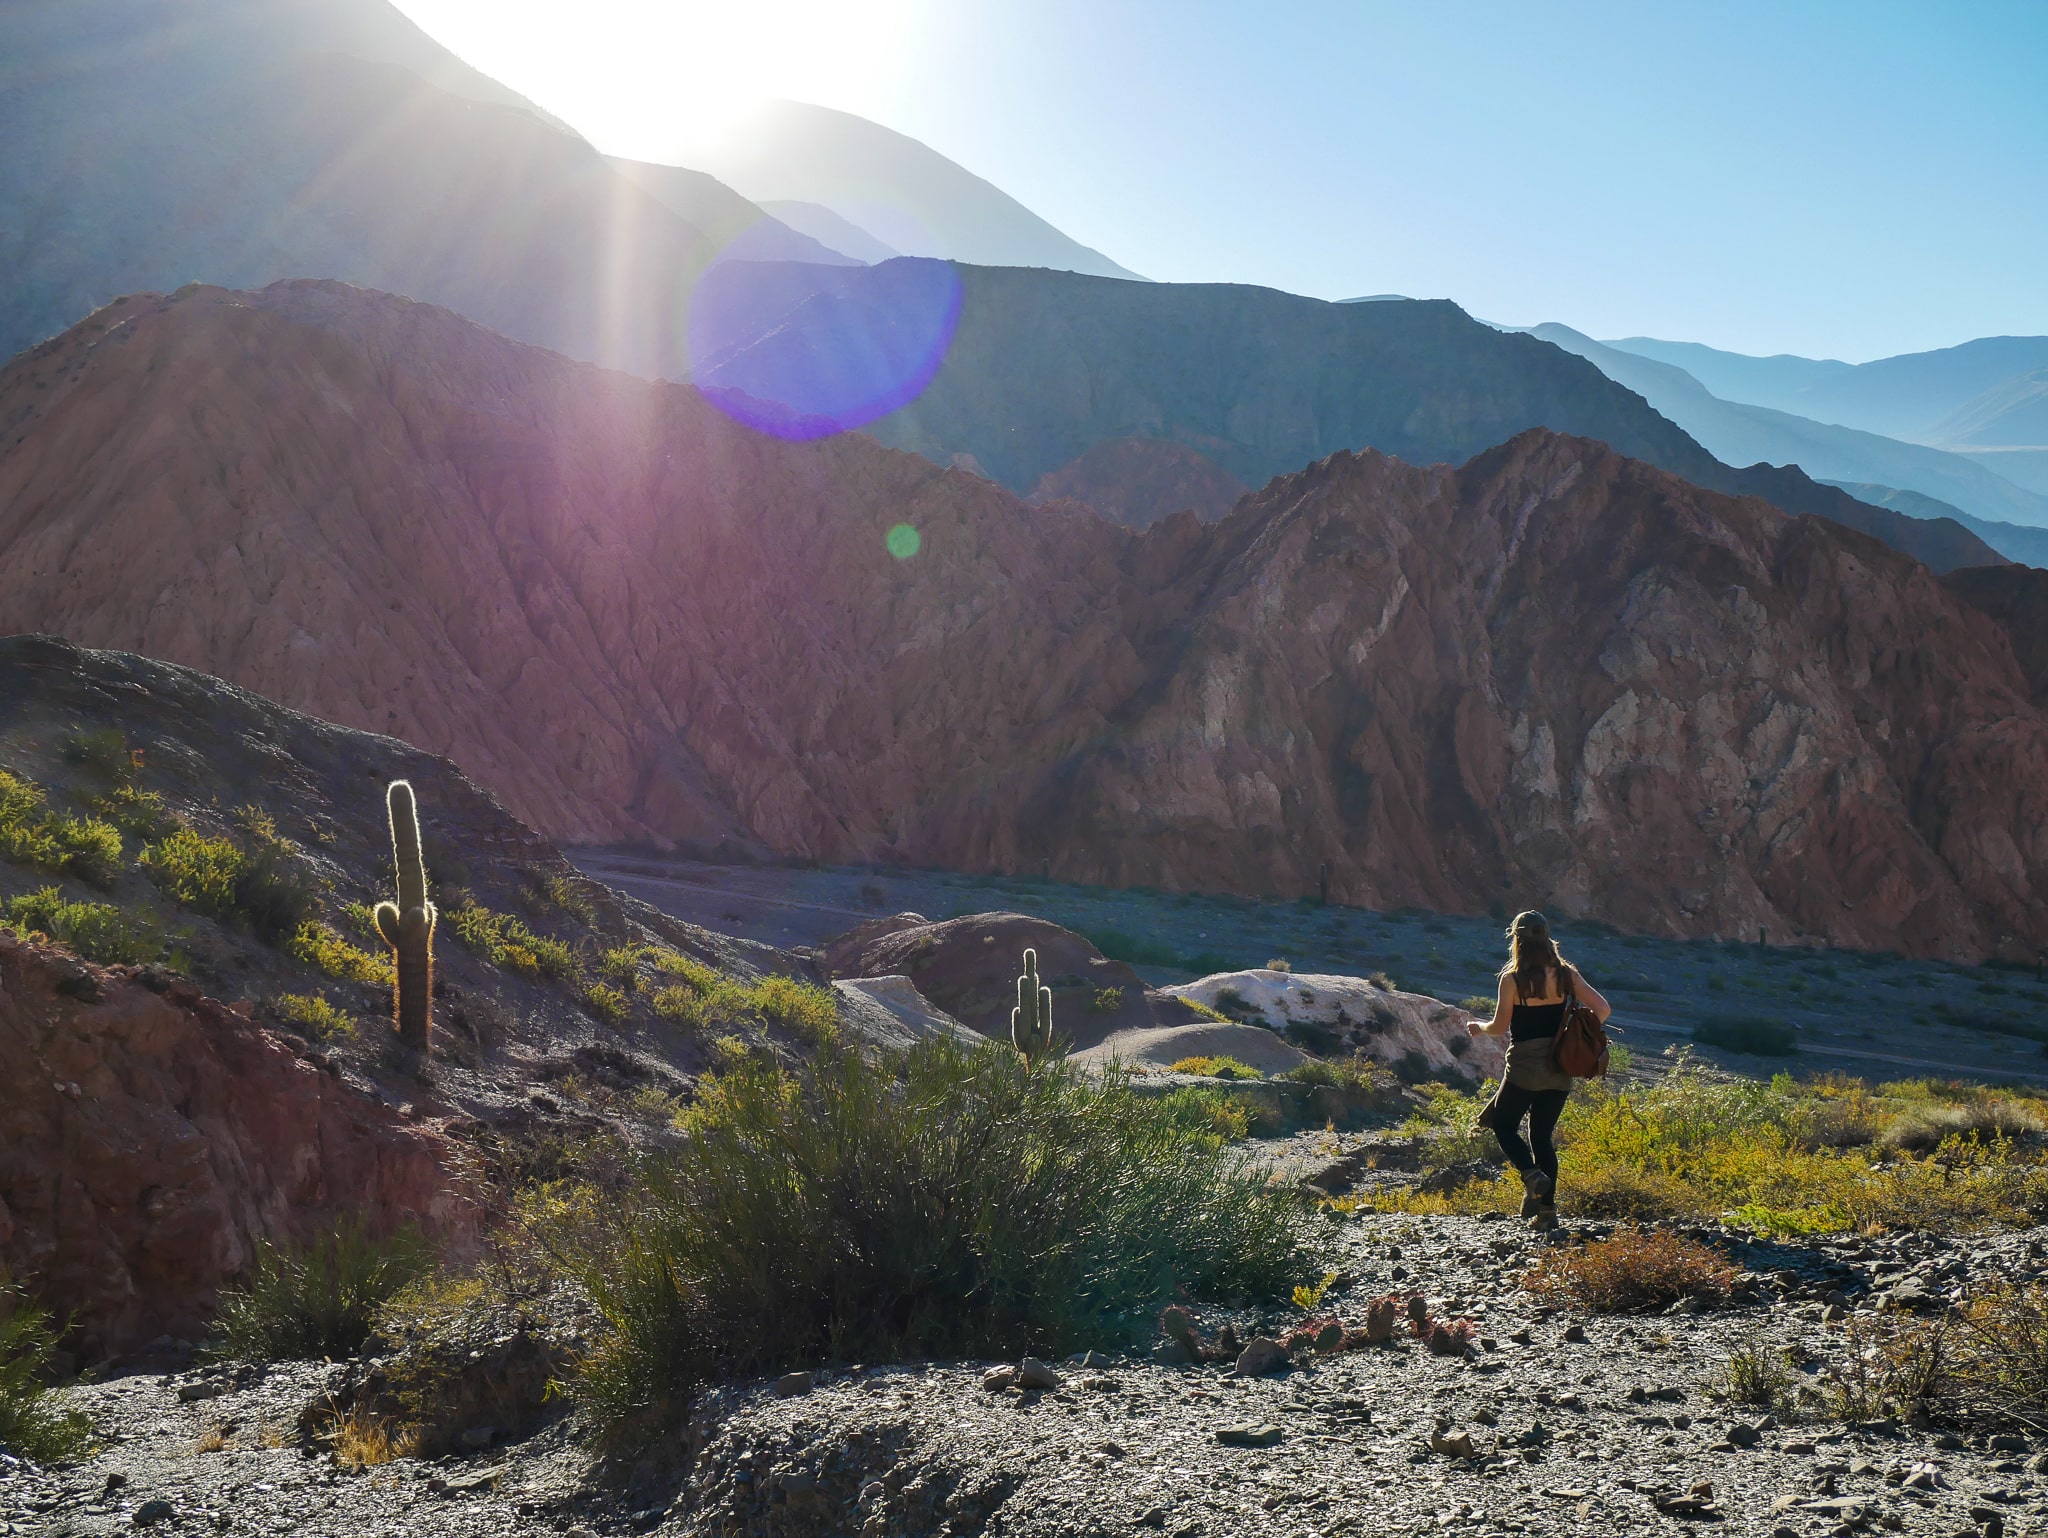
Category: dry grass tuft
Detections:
[
  {"x1": 1523, "y1": 1225, "x2": 1737, "y2": 1314},
  {"x1": 327, "y1": 1403, "x2": 421, "y2": 1470}
]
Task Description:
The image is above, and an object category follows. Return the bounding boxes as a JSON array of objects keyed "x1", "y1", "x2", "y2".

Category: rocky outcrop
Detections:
[
  {"x1": 1160, "y1": 971, "x2": 1504, "y2": 1083},
  {"x1": 3, "y1": 283, "x2": 2046, "y2": 960},
  {"x1": 0, "y1": 933, "x2": 475, "y2": 1356}
]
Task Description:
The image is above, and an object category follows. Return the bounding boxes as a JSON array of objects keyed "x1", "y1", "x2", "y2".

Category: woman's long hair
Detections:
[{"x1": 1501, "y1": 910, "x2": 1572, "y2": 1000}]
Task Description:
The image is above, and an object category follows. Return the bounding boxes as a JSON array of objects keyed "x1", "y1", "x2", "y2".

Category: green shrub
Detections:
[
  {"x1": 445, "y1": 903, "x2": 576, "y2": 980},
  {"x1": 2, "y1": 887, "x2": 159, "y2": 965},
  {"x1": 211, "y1": 1220, "x2": 433, "y2": 1362},
  {"x1": 228, "y1": 809, "x2": 319, "y2": 942},
  {"x1": 1154, "y1": 1086, "x2": 1252, "y2": 1146},
  {"x1": 1169, "y1": 1055, "x2": 1261, "y2": 1080},
  {"x1": 1284, "y1": 1057, "x2": 1400, "y2": 1099},
  {"x1": 651, "y1": 984, "x2": 703, "y2": 1024},
  {"x1": 275, "y1": 992, "x2": 358, "y2": 1042},
  {"x1": 597, "y1": 947, "x2": 643, "y2": 991},
  {"x1": 1180, "y1": 949, "x2": 1235, "y2": 976},
  {"x1": 141, "y1": 827, "x2": 244, "y2": 916},
  {"x1": 140, "y1": 809, "x2": 317, "y2": 942},
  {"x1": 568, "y1": 1040, "x2": 1316, "y2": 1445},
  {"x1": 287, "y1": 921, "x2": 394, "y2": 985},
  {"x1": 1694, "y1": 1014, "x2": 1797, "y2": 1056},
  {"x1": 582, "y1": 982, "x2": 630, "y2": 1024},
  {"x1": 87, "y1": 781, "x2": 174, "y2": 841},
  {"x1": 646, "y1": 947, "x2": 720, "y2": 991},
  {"x1": 1091, "y1": 986, "x2": 1126, "y2": 1013},
  {"x1": 0, "y1": 770, "x2": 124, "y2": 885},
  {"x1": 0, "y1": 1284, "x2": 93, "y2": 1463},
  {"x1": 1459, "y1": 995, "x2": 1495, "y2": 1016}
]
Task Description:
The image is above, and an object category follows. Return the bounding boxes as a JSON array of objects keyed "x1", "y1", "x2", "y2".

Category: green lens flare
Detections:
[{"x1": 886, "y1": 523, "x2": 922, "y2": 559}]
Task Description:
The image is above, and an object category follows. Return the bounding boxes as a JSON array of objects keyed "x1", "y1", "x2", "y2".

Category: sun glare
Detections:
[{"x1": 391, "y1": 0, "x2": 928, "y2": 160}]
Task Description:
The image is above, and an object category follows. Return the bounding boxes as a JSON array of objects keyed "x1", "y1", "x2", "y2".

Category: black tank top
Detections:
[{"x1": 1509, "y1": 999, "x2": 1566, "y2": 1042}]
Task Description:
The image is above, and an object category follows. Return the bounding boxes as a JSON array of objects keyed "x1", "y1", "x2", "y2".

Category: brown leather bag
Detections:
[{"x1": 1549, "y1": 971, "x2": 1611, "y2": 1079}]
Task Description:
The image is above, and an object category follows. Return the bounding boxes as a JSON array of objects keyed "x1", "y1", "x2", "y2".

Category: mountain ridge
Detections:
[{"x1": 2, "y1": 281, "x2": 2043, "y2": 960}]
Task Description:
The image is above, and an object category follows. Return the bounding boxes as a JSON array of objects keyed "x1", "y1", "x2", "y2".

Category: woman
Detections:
[{"x1": 1468, "y1": 911, "x2": 1611, "y2": 1230}]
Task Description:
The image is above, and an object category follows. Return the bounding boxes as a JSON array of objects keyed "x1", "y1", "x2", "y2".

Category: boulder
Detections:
[{"x1": 1161, "y1": 970, "x2": 1503, "y2": 1082}]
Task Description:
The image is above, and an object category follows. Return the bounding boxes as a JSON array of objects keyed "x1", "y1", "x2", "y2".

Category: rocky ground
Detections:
[{"x1": 10, "y1": 1214, "x2": 2045, "y2": 1538}]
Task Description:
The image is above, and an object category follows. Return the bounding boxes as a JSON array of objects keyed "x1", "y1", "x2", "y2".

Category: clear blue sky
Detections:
[{"x1": 396, "y1": 0, "x2": 2048, "y2": 362}]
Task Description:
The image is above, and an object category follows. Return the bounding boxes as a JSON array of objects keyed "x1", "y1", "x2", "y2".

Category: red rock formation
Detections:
[
  {"x1": 1026, "y1": 437, "x2": 1250, "y2": 527},
  {"x1": 3, "y1": 281, "x2": 2045, "y2": 960},
  {"x1": 0, "y1": 934, "x2": 475, "y2": 1355}
]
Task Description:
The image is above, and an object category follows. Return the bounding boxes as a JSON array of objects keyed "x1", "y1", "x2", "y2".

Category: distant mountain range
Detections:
[
  {"x1": 1608, "y1": 333, "x2": 2048, "y2": 499},
  {"x1": 5, "y1": 281, "x2": 2043, "y2": 960},
  {"x1": 692, "y1": 260, "x2": 2004, "y2": 573},
  {"x1": 649, "y1": 100, "x2": 1145, "y2": 281},
  {"x1": 1519, "y1": 324, "x2": 2048, "y2": 550}
]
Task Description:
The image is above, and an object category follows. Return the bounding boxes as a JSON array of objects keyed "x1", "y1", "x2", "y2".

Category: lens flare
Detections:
[
  {"x1": 688, "y1": 257, "x2": 964, "y2": 440},
  {"x1": 885, "y1": 523, "x2": 921, "y2": 559}
]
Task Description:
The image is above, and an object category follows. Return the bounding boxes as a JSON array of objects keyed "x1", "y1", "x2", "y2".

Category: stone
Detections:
[
  {"x1": 1231, "y1": 1337, "x2": 1288, "y2": 1378},
  {"x1": 459, "y1": 1426, "x2": 495, "y2": 1449},
  {"x1": 1150, "y1": 1338, "x2": 1193, "y2": 1366},
  {"x1": 133, "y1": 1502, "x2": 175, "y2": 1527},
  {"x1": 771, "y1": 1372, "x2": 814, "y2": 1398},
  {"x1": 1986, "y1": 1435, "x2": 2027, "y2": 1453},
  {"x1": 1215, "y1": 1424, "x2": 1284, "y2": 1448},
  {"x1": 1014, "y1": 1358, "x2": 1062, "y2": 1392},
  {"x1": 1429, "y1": 1429, "x2": 1476, "y2": 1459},
  {"x1": 981, "y1": 1366, "x2": 1018, "y2": 1392},
  {"x1": 1728, "y1": 1423, "x2": 1763, "y2": 1449},
  {"x1": 1562, "y1": 1323, "x2": 1587, "y2": 1343}
]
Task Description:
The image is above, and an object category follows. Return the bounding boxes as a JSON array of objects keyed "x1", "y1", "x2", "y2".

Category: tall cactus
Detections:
[
  {"x1": 1011, "y1": 947, "x2": 1054, "y2": 1060},
  {"x1": 373, "y1": 780, "x2": 436, "y2": 1054}
]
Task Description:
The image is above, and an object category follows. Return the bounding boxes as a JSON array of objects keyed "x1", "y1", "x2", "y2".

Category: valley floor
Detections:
[
  {"x1": 572, "y1": 853, "x2": 2048, "y2": 1088},
  {"x1": 9, "y1": 1214, "x2": 2045, "y2": 1538}
]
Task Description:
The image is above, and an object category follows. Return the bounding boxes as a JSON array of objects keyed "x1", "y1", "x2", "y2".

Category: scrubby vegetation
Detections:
[
  {"x1": 211, "y1": 1220, "x2": 433, "y2": 1362},
  {"x1": 0, "y1": 768, "x2": 124, "y2": 886},
  {"x1": 1169, "y1": 1054, "x2": 1262, "y2": 1080},
  {"x1": 1823, "y1": 1284, "x2": 2048, "y2": 1430},
  {"x1": 444, "y1": 901, "x2": 576, "y2": 980},
  {"x1": 286, "y1": 921, "x2": 394, "y2": 985},
  {"x1": 0, "y1": 1284, "x2": 93, "y2": 1463},
  {"x1": 2, "y1": 885, "x2": 159, "y2": 965},
  {"x1": 274, "y1": 992, "x2": 358, "y2": 1042},
  {"x1": 1522, "y1": 1226, "x2": 1737, "y2": 1313},
  {"x1": 563, "y1": 1038, "x2": 1316, "y2": 1446},
  {"x1": 141, "y1": 808, "x2": 318, "y2": 942},
  {"x1": 1353, "y1": 1053, "x2": 2048, "y2": 1235}
]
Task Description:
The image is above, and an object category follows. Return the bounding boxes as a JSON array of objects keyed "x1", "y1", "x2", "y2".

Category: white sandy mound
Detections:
[
  {"x1": 1163, "y1": 969, "x2": 1505, "y2": 1082},
  {"x1": 1071, "y1": 1020, "x2": 1310, "y2": 1075},
  {"x1": 831, "y1": 975, "x2": 981, "y2": 1052}
]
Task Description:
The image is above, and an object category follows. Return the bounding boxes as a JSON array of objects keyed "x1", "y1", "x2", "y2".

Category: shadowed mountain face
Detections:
[
  {"x1": 0, "y1": 0, "x2": 838, "y2": 370},
  {"x1": 1026, "y1": 439, "x2": 1250, "y2": 528},
  {"x1": 691, "y1": 262, "x2": 2004, "y2": 571},
  {"x1": 3, "y1": 282, "x2": 2044, "y2": 961}
]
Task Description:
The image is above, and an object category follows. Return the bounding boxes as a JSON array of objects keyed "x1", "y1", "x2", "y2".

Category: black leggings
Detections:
[{"x1": 1492, "y1": 1084, "x2": 1569, "y2": 1184}]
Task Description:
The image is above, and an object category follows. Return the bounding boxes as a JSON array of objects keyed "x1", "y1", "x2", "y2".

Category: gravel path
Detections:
[{"x1": 9, "y1": 1215, "x2": 2045, "y2": 1538}]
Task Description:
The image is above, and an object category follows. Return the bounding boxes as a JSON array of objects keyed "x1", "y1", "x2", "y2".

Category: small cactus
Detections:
[
  {"x1": 1363, "y1": 1295, "x2": 1399, "y2": 1344},
  {"x1": 1011, "y1": 947, "x2": 1053, "y2": 1059},
  {"x1": 373, "y1": 780, "x2": 437, "y2": 1053}
]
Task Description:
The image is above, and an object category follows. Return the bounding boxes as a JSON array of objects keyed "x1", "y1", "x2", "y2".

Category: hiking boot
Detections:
[
  {"x1": 1516, "y1": 1166, "x2": 1552, "y2": 1218},
  {"x1": 1528, "y1": 1191, "x2": 1559, "y2": 1232}
]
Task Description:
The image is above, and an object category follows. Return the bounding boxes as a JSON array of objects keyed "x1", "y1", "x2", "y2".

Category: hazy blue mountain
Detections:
[
  {"x1": 760, "y1": 201, "x2": 901, "y2": 264},
  {"x1": 692, "y1": 260, "x2": 2002, "y2": 572},
  {"x1": 0, "y1": 0, "x2": 830, "y2": 370},
  {"x1": 1526, "y1": 324, "x2": 2048, "y2": 529},
  {"x1": 1609, "y1": 332, "x2": 2048, "y2": 442},
  {"x1": 652, "y1": 99, "x2": 1145, "y2": 281},
  {"x1": 1824, "y1": 483, "x2": 2048, "y2": 569},
  {"x1": 605, "y1": 160, "x2": 854, "y2": 265}
]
